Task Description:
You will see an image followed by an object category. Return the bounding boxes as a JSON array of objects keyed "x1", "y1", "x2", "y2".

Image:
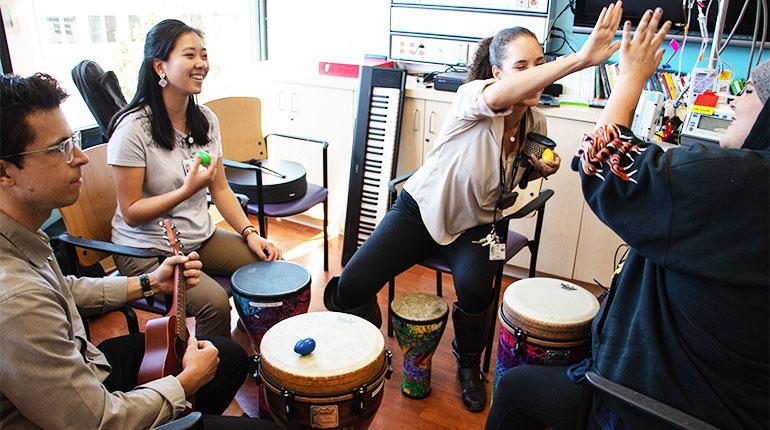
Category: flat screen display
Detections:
[
  {"x1": 697, "y1": 115, "x2": 732, "y2": 133},
  {"x1": 573, "y1": 0, "x2": 768, "y2": 40}
]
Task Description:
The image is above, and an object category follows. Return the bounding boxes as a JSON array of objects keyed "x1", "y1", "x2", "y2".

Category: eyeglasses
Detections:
[{"x1": 0, "y1": 131, "x2": 81, "y2": 164}]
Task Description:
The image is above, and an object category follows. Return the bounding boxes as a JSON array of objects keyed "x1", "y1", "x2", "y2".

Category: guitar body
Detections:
[{"x1": 138, "y1": 315, "x2": 184, "y2": 383}]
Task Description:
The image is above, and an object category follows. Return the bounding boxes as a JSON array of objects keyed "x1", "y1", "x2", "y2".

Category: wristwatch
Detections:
[{"x1": 139, "y1": 274, "x2": 155, "y2": 305}]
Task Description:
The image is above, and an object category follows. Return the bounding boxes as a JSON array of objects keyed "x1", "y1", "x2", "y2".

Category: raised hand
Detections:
[
  {"x1": 576, "y1": 1, "x2": 624, "y2": 67},
  {"x1": 619, "y1": 8, "x2": 671, "y2": 83},
  {"x1": 182, "y1": 154, "x2": 218, "y2": 195}
]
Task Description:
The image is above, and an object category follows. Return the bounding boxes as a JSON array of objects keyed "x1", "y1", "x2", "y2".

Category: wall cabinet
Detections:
[{"x1": 396, "y1": 98, "x2": 452, "y2": 176}]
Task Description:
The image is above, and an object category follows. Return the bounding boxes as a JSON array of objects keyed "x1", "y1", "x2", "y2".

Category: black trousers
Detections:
[
  {"x1": 485, "y1": 365, "x2": 600, "y2": 430},
  {"x1": 97, "y1": 333, "x2": 280, "y2": 429},
  {"x1": 338, "y1": 191, "x2": 508, "y2": 314}
]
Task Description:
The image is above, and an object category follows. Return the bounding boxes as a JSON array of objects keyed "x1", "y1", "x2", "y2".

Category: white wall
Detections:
[{"x1": 266, "y1": 0, "x2": 390, "y2": 63}]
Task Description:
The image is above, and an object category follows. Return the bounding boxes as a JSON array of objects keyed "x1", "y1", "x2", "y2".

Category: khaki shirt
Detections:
[
  {"x1": 0, "y1": 211, "x2": 187, "y2": 429},
  {"x1": 404, "y1": 79, "x2": 547, "y2": 244}
]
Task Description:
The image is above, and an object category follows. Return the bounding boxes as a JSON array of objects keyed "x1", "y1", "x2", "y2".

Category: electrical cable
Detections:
[
  {"x1": 748, "y1": 0, "x2": 761, "y2": 78},
  {"x1": 718, "y1": 0, "x2": 752, "y2": 53},
  {"x1": 756, "y1": 0, "x2": 767, "y2": 64}
]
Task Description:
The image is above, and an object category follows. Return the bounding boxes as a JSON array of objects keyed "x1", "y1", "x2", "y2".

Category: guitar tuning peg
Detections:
[{"x1": 158, "y1": 221, "x2": 164, "y2": 227}]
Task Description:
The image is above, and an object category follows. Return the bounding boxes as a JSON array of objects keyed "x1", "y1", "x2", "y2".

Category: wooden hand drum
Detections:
[
  {"x1": 257, "y1": 312, "x2": 392, "y2": 429},
  {"x1": 390, "y1": 293, "x2": 448, "y2": 399},
  {"x1": 494, "y1": 278, "x2": 599, "y2": 391}
]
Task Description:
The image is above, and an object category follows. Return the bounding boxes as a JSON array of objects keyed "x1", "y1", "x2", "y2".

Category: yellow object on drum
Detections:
[
  {"x1": 258, "y1": 312, "x2": 392, "y2": 429},
  {"x1": 541, "y1": 148, "x2": 555, "y2": 162}
]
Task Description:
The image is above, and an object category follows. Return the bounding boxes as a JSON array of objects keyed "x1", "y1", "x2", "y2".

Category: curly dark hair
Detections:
[
  {"x1": 467, "y1": 27, "x2": 539, "y2": 81},
  {"x1": 0, "y1": 73, "x2": 69, "y2": 167}
]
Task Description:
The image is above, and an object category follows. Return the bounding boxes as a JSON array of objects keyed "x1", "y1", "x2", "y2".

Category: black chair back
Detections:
[{"x1": 71, "y1": 60, "x2": 127, "y2": 140}]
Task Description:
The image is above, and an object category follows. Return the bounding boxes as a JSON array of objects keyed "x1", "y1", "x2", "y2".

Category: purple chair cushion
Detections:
[
  {"x1": 246, "y1": 183, "x2": 328, "y2": 218},
  {"x1": 420, "y1": 230, "x2": 529, "y2": 273}
]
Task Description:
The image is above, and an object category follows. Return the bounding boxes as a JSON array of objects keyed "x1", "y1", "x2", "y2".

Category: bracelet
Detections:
[{"x1": 240, "y1": 225, "x2": 256, "y2": 240}]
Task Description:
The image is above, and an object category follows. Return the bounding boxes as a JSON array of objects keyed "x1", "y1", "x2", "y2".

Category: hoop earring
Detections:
[{"x1": 158, "y1": 73, "x2": 168, "y2": 88}]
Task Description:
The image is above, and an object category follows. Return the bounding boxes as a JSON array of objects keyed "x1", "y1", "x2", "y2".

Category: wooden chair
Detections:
[
  {"x1": 57, "y1": 144, "x2": 233, "y2": 314},
  {"x1": 385, "y1": 171, "x2": 554, "y2": 373},
  {"x1": 205, "y1": 96, "x2": 330, "y2": 271}
]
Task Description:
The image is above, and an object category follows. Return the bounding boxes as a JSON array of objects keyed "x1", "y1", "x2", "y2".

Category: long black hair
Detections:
[
  {"x1": 107, "y1": 19, "x2": 209, "y2": 150},
  {"x1": 467, "y1": 27, "x2": 539, "y2": 81}
]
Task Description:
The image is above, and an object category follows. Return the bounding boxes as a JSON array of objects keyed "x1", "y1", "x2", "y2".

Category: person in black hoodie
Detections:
[{"x1": 486, "y1": 8, "x2": 769, "y2": 430}]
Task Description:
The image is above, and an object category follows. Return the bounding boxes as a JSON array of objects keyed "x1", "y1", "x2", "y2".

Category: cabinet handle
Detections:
[
  {"x1": 412, "y1": 109, "x2": 420, "y2": 131},
  {"x1": 428, "y1": 111, "x2": 436, "y2": 134},
  {"x1": 290, "y1": 92, "x2": 298, "y2": 113}
]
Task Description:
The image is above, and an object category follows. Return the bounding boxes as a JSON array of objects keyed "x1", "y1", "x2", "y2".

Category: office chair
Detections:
[
  {"x1": 385, "y1": 171, "x2": 554, "y2": 373},
  {"x1": 205, "y1": 97, "x2": 330, "y2": 271},
  {"x1": 57, "y1": 144, "x2": 234, "y2": 315}
]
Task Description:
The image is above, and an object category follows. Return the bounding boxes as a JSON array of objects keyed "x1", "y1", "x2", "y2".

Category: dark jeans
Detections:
[
  {"x1": 97, "y1": 334, "x2": 279, "y2": 429},
  {"x1": 485, "y1": 365, "x2": 599, "y2": 430},
  {"x1": 338, "y1": 191, "x2": 508, "y2": 314}
]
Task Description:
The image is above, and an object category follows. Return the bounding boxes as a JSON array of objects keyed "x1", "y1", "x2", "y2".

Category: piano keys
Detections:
[{"x1": 342, "y1": 66, "x2": 407, "y2": 266}]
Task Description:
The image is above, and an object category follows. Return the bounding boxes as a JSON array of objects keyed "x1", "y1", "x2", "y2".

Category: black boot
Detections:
[
  {"x1": 452, "y1": 302, "x2": 494, "y2": 412},
  {"x1": 323, "y1": 277, "x2": 382, "y2": 328}
]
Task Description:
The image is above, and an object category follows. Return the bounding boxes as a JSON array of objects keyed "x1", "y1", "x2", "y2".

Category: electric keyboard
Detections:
[{"x1": 341, "y1": 66, "x2": 406, "y2": 266}]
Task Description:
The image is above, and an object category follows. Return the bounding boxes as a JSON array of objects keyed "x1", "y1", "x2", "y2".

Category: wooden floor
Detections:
[{"x1": 89, "y1": 216, "x2": 603, "y2": 429}]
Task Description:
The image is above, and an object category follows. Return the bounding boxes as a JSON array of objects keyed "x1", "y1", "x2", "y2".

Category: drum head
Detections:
[
  {"x1": 391, "y1": 293, "x2": 448, "y2": 323},
  {"x1": 501, "y1": 278, "x2": 599, "y2": 341},
  {"x1": 260, "y1": 312, "x2": 385, "y2": 396},
  {"x1": 231, "y1": 261, "x2": 311, "y2": 300}
]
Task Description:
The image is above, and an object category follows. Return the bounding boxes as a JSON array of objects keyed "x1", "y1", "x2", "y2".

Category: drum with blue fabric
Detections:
[{"x1": 493, "y1": 278, "x2": 599, "y2": 391}]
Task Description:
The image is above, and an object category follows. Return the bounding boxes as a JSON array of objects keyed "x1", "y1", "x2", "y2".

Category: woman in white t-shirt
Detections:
[
  {"x1": 107, "y1": 19, "x2": 281, "y2": 338},
  {"x1": 324, "y1": 4, "x2": 624, "y2": 411}
]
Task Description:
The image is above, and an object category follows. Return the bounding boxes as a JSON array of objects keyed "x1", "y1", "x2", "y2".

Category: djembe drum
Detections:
[
  {"x1": 257, "y1": 312, "x2": 392, "y2": 429},
  {"x1": 231, "y1": 260, "x2": 312, "y2": 418},
  {"x1": 493, "y1": 278, "x2": 600, "y2": 390},
  {"x1": 390, "y1": 293, "x2": 448, "y2": 399}
]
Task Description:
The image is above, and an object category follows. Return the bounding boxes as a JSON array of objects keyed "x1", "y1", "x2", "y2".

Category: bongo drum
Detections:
[
  {"x1": 493, "y1": 278, "x2": 600, "y2": 389},
  {"x1": 231, "y1": 260, "x2": 312, "y2": 350},
  {"x1": 258, "y1": 312, "x2": 392, "y2": 429},
  {"x1": 390, "y1": 293, "x2": 448, "y2": 399}
]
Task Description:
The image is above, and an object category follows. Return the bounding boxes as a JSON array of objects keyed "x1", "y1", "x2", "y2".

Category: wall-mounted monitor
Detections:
[{"x1": 573, "y1": 0, "x2": 768, "y2": 41}]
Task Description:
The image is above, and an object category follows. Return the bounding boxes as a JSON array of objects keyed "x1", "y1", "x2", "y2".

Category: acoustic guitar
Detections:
[{"x1": 137, "y1": 219, "x2": 192, "y2": 406}]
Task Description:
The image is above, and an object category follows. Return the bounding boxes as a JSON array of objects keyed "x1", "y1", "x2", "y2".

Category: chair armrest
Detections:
[
  {"x1": 234, "y1": 192, "x2": 249, "y2": 208},
  {"x1": 265, "y1": 133, "x2": 329, "y2": 189},
  {"x1": 153, "y1": 412, "x2": 203, "y2": 430},
  {"x1": 222, "y1": 159, "x2": 259, "y2": 170},
  {"x1": 585, "y1": 371, "x2": 719, "y2": 430},
  {"x1": 501, "y1": 189, "x2": 554, "y2": 222},
  {"x1": 387, "y1": 171, "x2": 416, "y2": 209},
  {"x1": 57, "y1": 233, "x2": 164, "y2": 259},
  {"x1": 116, "y1": 305, "x2": 140, "y2": 334},
  {"x1": 265, "y1": 132, "x2": 329, "y2": 150}
]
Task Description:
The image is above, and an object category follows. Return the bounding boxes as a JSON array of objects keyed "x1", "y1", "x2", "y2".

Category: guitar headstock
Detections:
[{"x1": 161, "y1": 219, "x2": 185, "y2": 256}]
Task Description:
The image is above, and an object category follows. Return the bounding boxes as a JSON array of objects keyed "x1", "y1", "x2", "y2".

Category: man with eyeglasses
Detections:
[{"x1": 0, "y1": 73, "x2": 278, "y2": 429}]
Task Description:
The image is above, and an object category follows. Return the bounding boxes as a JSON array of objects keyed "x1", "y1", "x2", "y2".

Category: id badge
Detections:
[
  {"x1": 489, "y1": 243, "x2": 506, "y2": 261},
  {"x1": 182, "y1": 157, "x2": 207, "y2": 175}
]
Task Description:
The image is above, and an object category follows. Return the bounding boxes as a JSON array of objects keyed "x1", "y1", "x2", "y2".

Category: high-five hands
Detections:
[
  {"x1": 620, "y1": 8, "x2": 672, "y2": 82},
  {"x1": 576, "y1": 1, "x2": 624, "y2": 67}
]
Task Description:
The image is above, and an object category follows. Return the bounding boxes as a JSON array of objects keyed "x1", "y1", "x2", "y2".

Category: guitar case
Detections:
[
  {"x1": 71, "y1": 60, "x2": 127, "y2": 140},
  {"x1": 226, "y1": 159, "x2": 308, "y2": 204}
]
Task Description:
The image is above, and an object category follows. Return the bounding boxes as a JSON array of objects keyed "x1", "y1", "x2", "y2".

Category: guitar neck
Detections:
[{"x1": 173, "y1": 265, "x2": 188, "y2": 342}]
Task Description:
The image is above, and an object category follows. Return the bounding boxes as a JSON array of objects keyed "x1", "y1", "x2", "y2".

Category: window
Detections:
[{"x1": 1, "y1": 0, "x2": 267, "y2": 129}]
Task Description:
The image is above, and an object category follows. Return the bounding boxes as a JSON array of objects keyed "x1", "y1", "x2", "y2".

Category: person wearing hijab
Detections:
[{"x1": 486, "y1": 10, "x2": 769, "y2": 430}]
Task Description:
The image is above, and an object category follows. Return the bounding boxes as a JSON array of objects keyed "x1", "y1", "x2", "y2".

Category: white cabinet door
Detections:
[
  {"x1": 506, "y1": 115, "x2": 594, "y2": 279},
  {"x1": 396, "y1": 97, "x2": 425, "y2": 177},
  {"x1": 260, "y1": 82, "x2": 356, "y2": 236},
  {"x1": 422, "y1": 100, "x2": 452, "y2": 158},
  {"x1": 573, "y1": 204, "x2": 625, "y2": 286}
]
